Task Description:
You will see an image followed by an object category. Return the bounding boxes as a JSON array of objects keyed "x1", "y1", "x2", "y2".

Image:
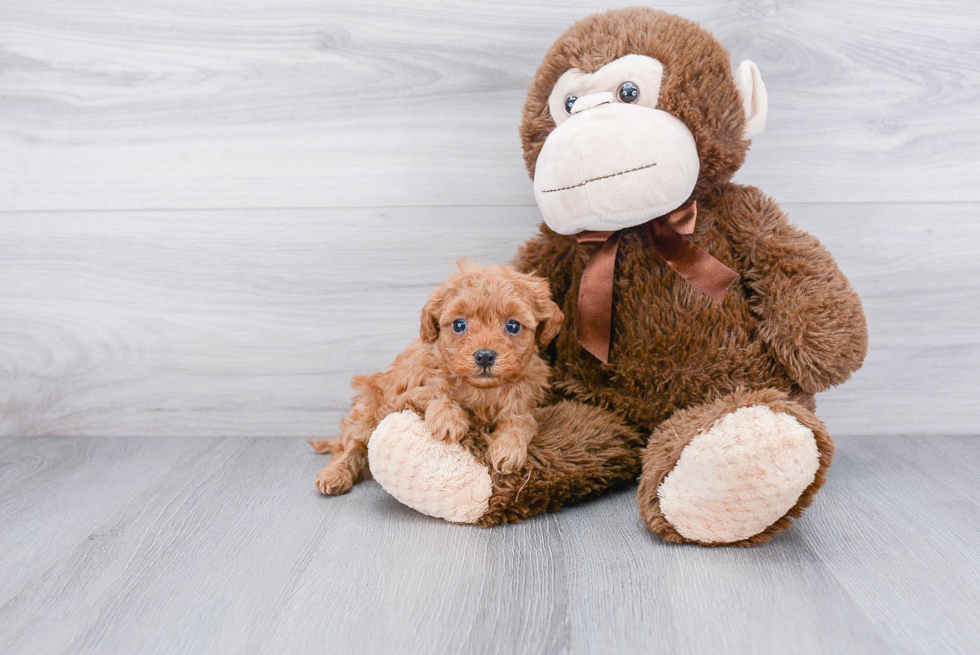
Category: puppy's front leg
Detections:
[
  {"x1": 395, "y1": 386, "x2": 435, "y2": 417},
  {"x1": 488, "y1": 414, "x2": 536, "y2": 474},
  {"x1": 425, "y1": 397, "x2": 470, "y2": 444}
]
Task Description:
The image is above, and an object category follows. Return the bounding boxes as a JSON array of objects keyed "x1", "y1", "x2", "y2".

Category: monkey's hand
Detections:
[
  {"x1": 425, "y1": 397, "x2": 470, "y2": 444},
  {"x1": 724, "y1": 186, "x2": 868, "y2": 394}
]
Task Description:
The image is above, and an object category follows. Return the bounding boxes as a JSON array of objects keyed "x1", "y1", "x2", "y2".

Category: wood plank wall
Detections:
[{"x1": 1, "y1": 0, "x2": 978, "y2": 437}]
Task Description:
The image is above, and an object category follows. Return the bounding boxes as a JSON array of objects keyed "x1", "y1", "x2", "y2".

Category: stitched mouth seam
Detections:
[{"x1": 540, "y1": 162, "x2": 657, "y2": 194}]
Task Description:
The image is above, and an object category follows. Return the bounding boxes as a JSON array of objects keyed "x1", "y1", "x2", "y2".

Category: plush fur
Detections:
[
  {"x1": 311, "y1": 261, "x2": 564, "y2": 495},
  {"x1": 493, "y1": 8, "x2": 865, "y2": 545},
  {"x1": 520, "y1": 8, "x2": 750, "y2": 200},
  {"x1": 515, "y1": 184, "x2": 867, "y2": 429},
  {"x1": 656, "y1": 405, "x2": 820, "y2": 544},
  {"x1": 639, "y1": 387, "x2": 834, "y2": 546},
  {"x1": 472, "y1": 400, "x2": 645, "y2": 527}
]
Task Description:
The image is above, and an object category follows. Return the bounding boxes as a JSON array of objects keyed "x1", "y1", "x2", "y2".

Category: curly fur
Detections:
[{"x1": 311, "y1": 261, "x2": 564, "y2": 495}]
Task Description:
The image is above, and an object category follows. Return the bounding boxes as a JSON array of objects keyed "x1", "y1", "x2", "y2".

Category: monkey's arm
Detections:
[{"x1": 721, "y1": 186, "x2": 868, "y2": 394}]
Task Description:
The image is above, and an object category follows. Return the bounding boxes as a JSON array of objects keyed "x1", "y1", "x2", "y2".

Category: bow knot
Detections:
[{"x1": 575, "y1": 200, "x2": 739, "y2": 363}]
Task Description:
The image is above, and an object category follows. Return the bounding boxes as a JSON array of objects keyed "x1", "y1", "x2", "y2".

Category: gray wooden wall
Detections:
[{"x1": 1, "y1": 0, "x2": 978, "y2": 438}]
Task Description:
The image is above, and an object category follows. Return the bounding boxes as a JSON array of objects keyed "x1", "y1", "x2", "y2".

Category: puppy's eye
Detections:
[
  {"x1": 564, "y1": 95, "x2": 578, "y2": 114},
  {"x1": 617, "y1": 81, "x2": 639, "y2": 103},
  {"x1": 452, "y1": 319, "x2": 468, "y2": 334},
  {"x1": 505, "y1": 319, "x2": 522, "y2": 335}
]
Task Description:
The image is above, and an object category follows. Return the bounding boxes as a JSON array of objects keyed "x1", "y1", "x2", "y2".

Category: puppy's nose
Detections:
[{"x1": 474, "y1": 349, "x2": 497, "y2": 368}]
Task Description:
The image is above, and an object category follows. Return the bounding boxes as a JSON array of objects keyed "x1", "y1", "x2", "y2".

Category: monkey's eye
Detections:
[
  {"x1": 563, "y1": 95, "x2": 578, "y2": 114},
  {"x1": 505, "y1": 319, "x2": 522, "y2": 335},
  {"x1": 452, "y1": 319, "x2": 467, "y2": 334},
  {"x1": 617, "y1": 81, "x2": 639, "y2": 103}
]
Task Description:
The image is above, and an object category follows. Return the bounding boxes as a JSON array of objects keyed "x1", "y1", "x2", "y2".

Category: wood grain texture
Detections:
[
  {"x1": 2, "y1": 203, "x2": 978, "y2": 438},
  {"x1": 1, "y1": 435, "x2": 977, "y2": 654},
  {"x1": 1, "y1": 0, "x2": 978, "y2": 211}
]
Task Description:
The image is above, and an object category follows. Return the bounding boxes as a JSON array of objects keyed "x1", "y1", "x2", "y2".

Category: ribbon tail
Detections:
[
  {"x1": 576, "y1": 232, "x2": 621, "y2": 363},
  {"x1": 648, "y1": 219, "x2": 739, "y2": 303}
]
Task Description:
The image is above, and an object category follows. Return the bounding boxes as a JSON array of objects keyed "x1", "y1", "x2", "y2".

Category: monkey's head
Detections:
[{"x1": 521, "y1": 8, "x2": 768, "y2": 235}]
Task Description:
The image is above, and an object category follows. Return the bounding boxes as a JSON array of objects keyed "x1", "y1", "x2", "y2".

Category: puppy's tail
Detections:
[
  {"x1": 350, "y1": 374, "x2": 378, "y2": 396},
  {"x1": 308, "y1": 438, "x2": 343, "y2": 454}
]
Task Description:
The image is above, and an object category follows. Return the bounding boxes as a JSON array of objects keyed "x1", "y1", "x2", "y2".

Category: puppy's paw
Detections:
[
  {"x1": 425, "y1": 399, "x2": 469, "y2": 444},
  {"x1": 315, "y1": 466, "x2": 354, "y2": 495},
  {"x1": 488, "y1": 437, "x2": 528, "y2": 474},
  {"x1": 394, "y1": 388, "x2": 429, "y2": 418}
]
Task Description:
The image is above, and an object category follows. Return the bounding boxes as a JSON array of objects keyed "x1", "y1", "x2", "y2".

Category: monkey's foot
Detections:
[
  {"x1": 639, "y1": 389, "x2": 833, "y2": 546},
  {"x1": 368, "y1": 411, "x2": 493, "y2": 524}
]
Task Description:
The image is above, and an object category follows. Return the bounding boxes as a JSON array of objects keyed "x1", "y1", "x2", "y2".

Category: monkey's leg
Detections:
[
  {"x1": 368, "y1": 403, "x2": 644, "y2": 525},
  {"x1": 637, "y1": 387, "x2": 834, "y2": 547},
  {"x1": 478, "y1": 401, "x2": 644, "y2": 525}
]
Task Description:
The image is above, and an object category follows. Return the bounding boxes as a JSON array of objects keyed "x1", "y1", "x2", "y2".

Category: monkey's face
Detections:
[
  {"x1": 521, "y1": 9, "x2": 768, "y2": 236},
  {"x1": 533, "y1": 54, "x2": 700, "y2": 235}
]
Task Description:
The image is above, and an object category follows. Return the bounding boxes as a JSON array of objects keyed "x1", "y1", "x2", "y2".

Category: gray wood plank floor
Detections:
[{"x1": 1, "y1": 435, "x2": 977, "y2": 655}]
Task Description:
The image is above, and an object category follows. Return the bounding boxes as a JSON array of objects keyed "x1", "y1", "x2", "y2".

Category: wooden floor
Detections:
[{"x1": 1, "y1": 435, "x2": 978, "y2": 655}]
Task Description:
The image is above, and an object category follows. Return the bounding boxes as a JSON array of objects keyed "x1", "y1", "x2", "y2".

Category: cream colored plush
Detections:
[
  {"x1": 533, "y1": 103, "x2": 699, "y2": 235},
  {"x1": 546, "y1": 54, "x2": 665, "y2": 125},
  {"x1": 533, "y1": 54, "x2": 700, "y2": 235},
  {"x1": 734, "y1": 60, "x2": 768, "y2": 139},
  {"x1": 532, "y1": 54, "x2": 768, "y2": 236},
  {"x1": 367, "y1": 410, "x2": 493, "y2": 524},
  {"x1": 656, "y1": 405, "x2": 820, "y2": 544}
]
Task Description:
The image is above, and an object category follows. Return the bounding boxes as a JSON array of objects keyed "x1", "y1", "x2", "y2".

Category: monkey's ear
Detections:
[{"x1": 734, "y1": 60, "x2": 768, "y2": 139}]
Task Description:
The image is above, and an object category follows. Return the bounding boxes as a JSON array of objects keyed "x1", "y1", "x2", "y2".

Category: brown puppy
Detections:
[{"x1": 310, "y1": 260, "x2": 564, "y2": 495}]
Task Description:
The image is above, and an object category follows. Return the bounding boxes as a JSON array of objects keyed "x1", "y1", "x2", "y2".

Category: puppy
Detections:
[{"x1": 310, "y1": 260, "x2": 564, "y2": 495}]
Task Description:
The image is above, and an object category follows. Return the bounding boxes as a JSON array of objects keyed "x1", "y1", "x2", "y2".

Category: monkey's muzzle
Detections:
[{"x1": 532, "y1": 103, "x2": 700, "y2": 236}]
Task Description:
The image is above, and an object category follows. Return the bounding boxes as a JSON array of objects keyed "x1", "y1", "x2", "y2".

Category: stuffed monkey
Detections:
[{"x1": 363, "y1": 7, "x2": 867, "y2": 546}]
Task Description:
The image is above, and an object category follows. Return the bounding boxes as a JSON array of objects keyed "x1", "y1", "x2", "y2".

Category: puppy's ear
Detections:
[
  {"x1": 535, "y1": 299, "x2": 564, "y2": 347},
  {"x1": 525, "y1": 275, "x2": 564, "y2": 347},
  {"x1": 420, "y1": 285, "x2": 449, "y2": 343},
  {"x1": 455, "y1": 257, "x2": 478, "y2": 274}
]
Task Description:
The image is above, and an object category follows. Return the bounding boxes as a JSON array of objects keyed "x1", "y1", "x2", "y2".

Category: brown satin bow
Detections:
[{"x1": 576, "y1": 200, "x2": 739, "y2": 363}]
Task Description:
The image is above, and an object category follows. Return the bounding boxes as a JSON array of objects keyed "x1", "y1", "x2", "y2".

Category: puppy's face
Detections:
[{"x1": 421, "y1": 263, "x2": 563, "y2": 388}]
